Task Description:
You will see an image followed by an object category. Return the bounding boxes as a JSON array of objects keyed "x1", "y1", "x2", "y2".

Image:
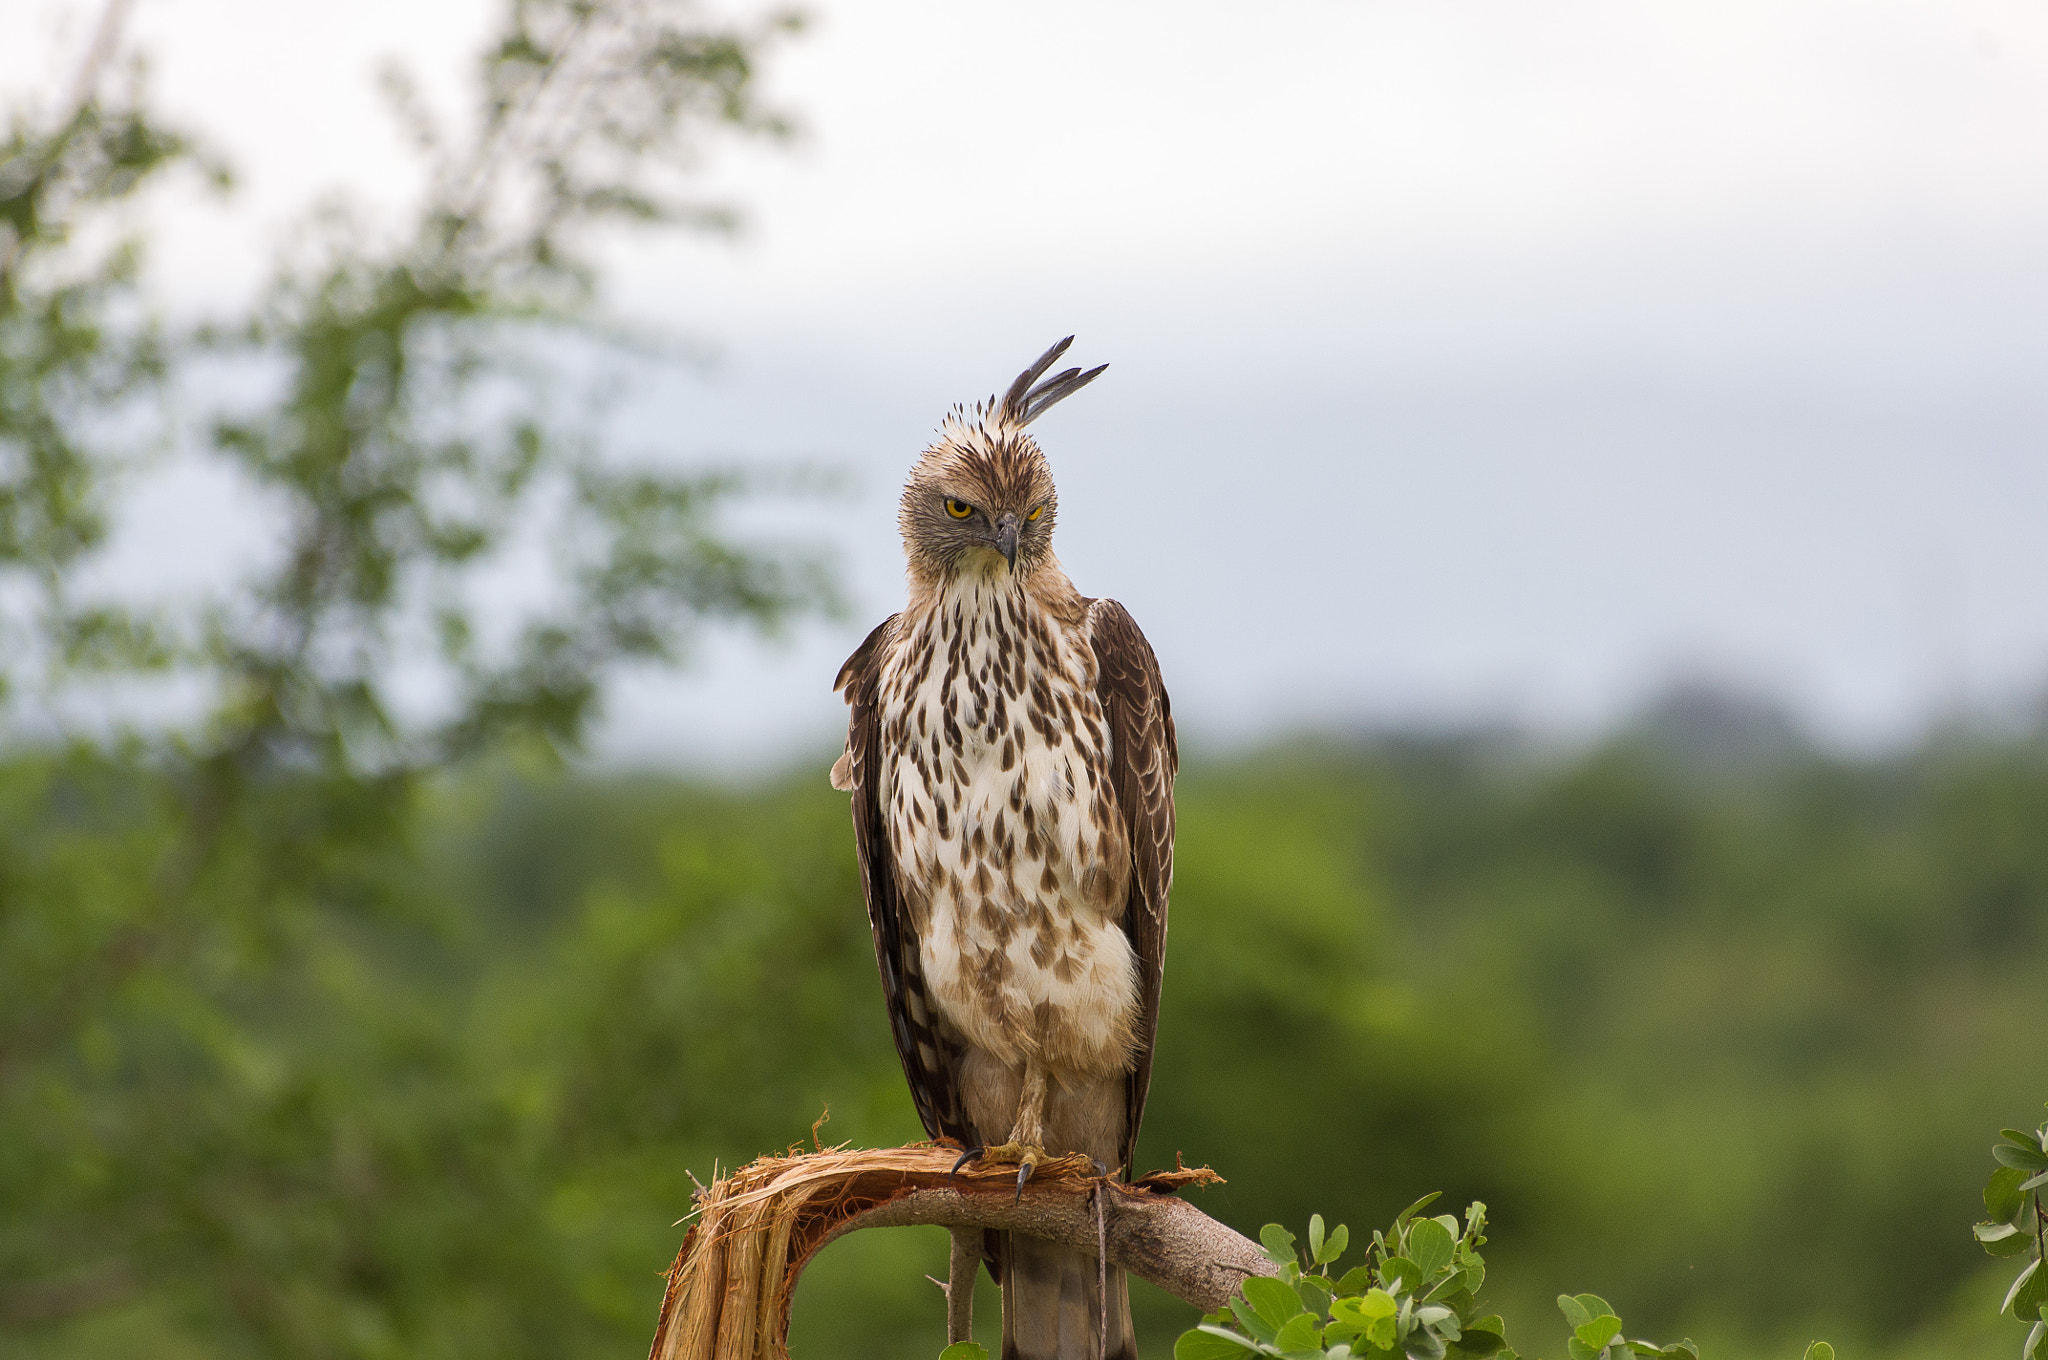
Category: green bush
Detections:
[{"x1": 1976, "y1": 1106, "x2": 2048, "y2": 1359}]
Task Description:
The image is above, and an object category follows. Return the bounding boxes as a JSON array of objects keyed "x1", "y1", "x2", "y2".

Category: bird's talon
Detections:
[{"x1": 949, "y1": 1146, "x2": 984, "y2": 1180}]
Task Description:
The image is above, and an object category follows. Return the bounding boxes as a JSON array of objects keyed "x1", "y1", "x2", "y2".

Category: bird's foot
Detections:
[{"x1": 964, "y1": 1140, "x2": 1051, "y2": 1202}]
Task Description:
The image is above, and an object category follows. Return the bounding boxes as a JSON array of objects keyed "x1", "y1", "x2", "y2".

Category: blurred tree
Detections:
[{"x1": 0, "y1": 0, "x2": 823, "y2": 1352}]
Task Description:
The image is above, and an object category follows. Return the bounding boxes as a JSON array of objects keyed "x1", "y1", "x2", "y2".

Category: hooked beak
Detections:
[{"x1": 992, "y1": 512, "x2": 1020, "y2": 570}]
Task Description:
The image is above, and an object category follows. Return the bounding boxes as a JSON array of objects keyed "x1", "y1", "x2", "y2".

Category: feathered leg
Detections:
[
  {"x1": 976, "y1": 1061, "x2": 1054, "y2": 1195},
  {"x1": 999, "y1": 1234, "x2": 1134, "y2": 1360},
  {"x1": 993, "y1": 1071, "x2": 1135, "y2": 1360}
]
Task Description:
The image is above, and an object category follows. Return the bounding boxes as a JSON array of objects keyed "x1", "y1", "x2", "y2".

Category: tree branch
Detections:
[
  {"x1": 645, "y1": 1144, "x2": 1276, "y2": 1360},
  {"x1": 0, "y1": 0, "x2": 134, "y2": 285},
  {"x1": 944, "y1": 1226, "x2": 979, "y2": 1344}
]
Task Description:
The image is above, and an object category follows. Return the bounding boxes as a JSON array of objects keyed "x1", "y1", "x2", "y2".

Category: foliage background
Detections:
[{"x1": 7, "y1": 711, "x2": 2048, "y2": 1358}]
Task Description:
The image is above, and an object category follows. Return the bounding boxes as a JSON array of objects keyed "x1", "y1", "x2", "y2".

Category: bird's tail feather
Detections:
[{"x1": 999, "y1": 1230, "x2": 1135, "y2": 1360}]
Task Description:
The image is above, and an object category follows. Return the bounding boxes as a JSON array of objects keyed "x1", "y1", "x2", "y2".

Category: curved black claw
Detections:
[
  {"x1": 949, "y1": 1146, "x2": 984, "y2": 1180},
  {"x1": 1014, "y1": 1159, "x2": 1035, "y2": 1204}
]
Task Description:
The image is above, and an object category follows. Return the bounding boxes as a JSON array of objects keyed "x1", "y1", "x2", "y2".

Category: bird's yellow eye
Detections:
[
  {"x1": 1027, "y1": 505, "x2": 1044, "y2": 521},
  {"x1": 944, "y1": 498, "x2": 974, "y2": 519}
]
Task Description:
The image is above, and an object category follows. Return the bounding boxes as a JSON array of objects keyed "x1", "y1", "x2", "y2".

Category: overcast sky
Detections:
[{"x1": 10, "y1": 0, "x2": 2048, "y2": 766}]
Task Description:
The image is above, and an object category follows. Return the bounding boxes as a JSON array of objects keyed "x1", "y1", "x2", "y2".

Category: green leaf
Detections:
[
  {"x1": 939, "y1": 1345, "x2": 989, "y2": 1360},
  {"x1": 1991, "y1": 1167, "x2": 2033, "y2": 1223},
  {"x1": 1319, "y1": 1224, "x2": 1352, "y2": 1266},
  {"x1": 1323, "y1": 1315, "x2": 1365, "y2": 1346},
  {"x1": 1382, "y1": 1256, "x2": 1425, "y2": 1295},
  {"x1": 1275, "y1": 1313, "x2": 1323, "y2": 1352},
  {"x1": 1576, "y1": 1316, "x2": 1624, "y2": 1351},
  {"x1": 1572, "y1": 1294, "x2": 1617, "y2": 1322},
  {"x1": 1245, "y1": 1276, "x2": 1309, "y2": 1331},
  {"x1": 1566, "y1": 1340, "x2": 1599, "y2": 1360},
  {"x1": 1396, "y1": 1192, "x2": 1445, "y2": 1227},
  {"x1": 1333, "y1": 1289, "x2": 1399, "y2": 1327},
  {"x1": 1348, "y1": 1288, "x2": 1399, "y2": 1351},
  {"x1": 1996, "y1": 1143, "x2": 2048, "y2": 1173},
  {"x1": 1310, "y1": 1214, "x2": 1327, "y2": 1260},
  {"x1": 1336, "y1": 1265, "x2": 1377, "y2": 1296},
  {"x1": 1263, "y1": 1224, "x2": 1302, "y2": 1268},
  {"x1": 1450, "y1": 1319, "x2": 1508, "y2": 1358},
  {"x1": 1405, "y1": 1325, "x2": 1449, "y2": 1360},
  {"x1": 2007, "y1": 1259, "x2": 2045, "y2": 1321},
  {"x1": 2025, "y1": 1170, "x2": 2048, "y2": 1193},
  {"x1": 1981, "y1": 1221, "x2": 2037, "y2": 1257},
  {"x1": 1558, "y1": 1295, "x2": 1594, "y2": 1329},
  {"x1": 1177, "y1": 1325, "x2": 1261, "y2": 1359},
  {"x1": 2025, "y1": 1319, "x2": 2046, "y2": 1360},
  {"x1": 1416, "y1": 1304, "x2": 1456, "y2": 1329},
  {"x1": 2016, "y1": 1263, "x2": 2048, "y2": 1324},
  {"x1": 1229, "y1": 1297, "x2": 1278, "y2": 1345},
  {"x1": 1296, "y1": 1275, "x2": 1334, "y2": 1316},
  {"x1": 1425, "y1": 1274, "x2": 1475, "y2": 1306},
  {"x1": 1409, "y1": 1219, "x2": 1457, "y2": 1278},
  {"x1": 1802, "y1": 1343, "x2": 1835, "y2": 1360},
  {"x1": 2004, "y1": 1129, "x2": 2046, "y2": 1150}
]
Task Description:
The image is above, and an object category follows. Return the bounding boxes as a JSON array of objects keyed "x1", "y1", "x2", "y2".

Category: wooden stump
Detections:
[{"x1": 646, "y1": 1143, "x2": 1273, "y2": 1360}]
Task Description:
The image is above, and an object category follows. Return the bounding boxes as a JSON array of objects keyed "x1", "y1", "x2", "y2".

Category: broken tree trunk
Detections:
[{"x1": 645, "y1": 1143, "x2": 1277, "y2": 1360}]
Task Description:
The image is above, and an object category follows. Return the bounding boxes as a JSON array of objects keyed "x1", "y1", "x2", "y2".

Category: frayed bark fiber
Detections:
[{"x1": 646, "y1": 1143, "x2": 1274, "y2": 1360}]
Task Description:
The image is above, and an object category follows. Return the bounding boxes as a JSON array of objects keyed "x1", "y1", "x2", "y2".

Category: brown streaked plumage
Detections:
[{"x1": 832, "y1": 338, "x2": 1175, "y2": 1360}]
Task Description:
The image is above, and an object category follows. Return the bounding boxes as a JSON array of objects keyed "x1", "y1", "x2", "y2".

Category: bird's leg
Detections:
[{"x1": 974, "y1": 1062, "x2": 1053, "y2": 1200}]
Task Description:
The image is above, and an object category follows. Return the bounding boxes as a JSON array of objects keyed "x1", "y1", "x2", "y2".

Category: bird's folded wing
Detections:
[
  {"x1": 1087, "y1": 597, "x2": 1177, "y2": 1177},
  {"x1": 836, "y1": 614, "x2": 971, "y2": 1146}
]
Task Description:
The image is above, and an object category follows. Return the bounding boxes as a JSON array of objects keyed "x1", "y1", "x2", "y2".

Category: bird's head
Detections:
[{"x1": 899, "y1": 337, "x2": 1105, "y2": 585}]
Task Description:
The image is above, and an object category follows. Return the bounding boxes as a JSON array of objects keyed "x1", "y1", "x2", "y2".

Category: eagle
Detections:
[{"x1": 831, "y1": 338, "x2": 1176, "y2": 1360}]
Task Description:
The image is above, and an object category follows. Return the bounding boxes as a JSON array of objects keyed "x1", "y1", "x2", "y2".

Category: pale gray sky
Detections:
[{"x1": 10, "y1": 0, "x2": 2048, "y2": 765}]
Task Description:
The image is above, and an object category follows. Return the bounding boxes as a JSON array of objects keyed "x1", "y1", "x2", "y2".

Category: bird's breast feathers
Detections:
[{"x1": 876, "y1": 574, "x2": 1138, "y2": 1079}]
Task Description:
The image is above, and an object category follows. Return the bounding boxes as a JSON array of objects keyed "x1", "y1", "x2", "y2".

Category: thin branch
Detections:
[
  {"x1": 945, "y1": 1226, "x2": 978, "y2": 1345},
  {"x1": 0, "y1": 0, "x2": 134, "y2": 283},
  {"x1": 1095, "y1": 1181, "x2": 1109, "y2": 1360},
  {"x1": 58, "y1": 0, "x2": 136, "y2": 131}
]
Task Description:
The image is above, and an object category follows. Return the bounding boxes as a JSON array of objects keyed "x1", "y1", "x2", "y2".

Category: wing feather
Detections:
[
  {"x1": 1086, "y1": 598, "x2": 1177, "y2": 1177},
  {"x1": 835, "y1": 616, "x2": 972, "y2": 1147}
]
